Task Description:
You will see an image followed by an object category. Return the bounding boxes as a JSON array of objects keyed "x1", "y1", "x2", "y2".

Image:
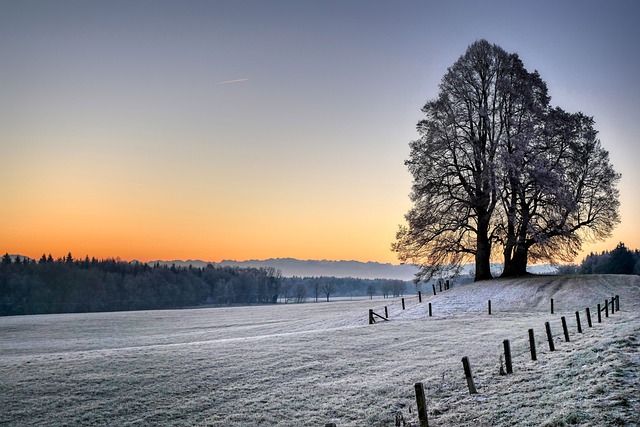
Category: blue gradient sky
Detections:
[{"x1": 1, "y1": 0, "x2": 639, "y2": 263}]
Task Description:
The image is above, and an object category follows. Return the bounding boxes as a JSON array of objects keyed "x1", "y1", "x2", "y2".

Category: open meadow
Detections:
[{"x1": 1, "y1": 275, "x2": 639, "y2": 426}]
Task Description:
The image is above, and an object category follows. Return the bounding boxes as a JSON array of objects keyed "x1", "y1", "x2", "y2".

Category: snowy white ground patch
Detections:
[{"x1": 0, "y1": 275, "x2": 638, "y2": 426}]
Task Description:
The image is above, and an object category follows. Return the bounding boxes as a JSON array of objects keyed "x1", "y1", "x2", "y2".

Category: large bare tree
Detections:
[
  {"x1": 393, "y1": 40, "x2": 518, "y2": 281},
  {"x1": 499, "y1": 108, "x2": 620, "y2": 276},
  {"x1": 394, "y1": 39, "x2": 620, "y2": 281}
]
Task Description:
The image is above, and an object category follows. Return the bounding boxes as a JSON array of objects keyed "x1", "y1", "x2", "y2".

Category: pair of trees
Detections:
[{"x1": 394, "y1": 40, "x2": 620, "y2": 281}]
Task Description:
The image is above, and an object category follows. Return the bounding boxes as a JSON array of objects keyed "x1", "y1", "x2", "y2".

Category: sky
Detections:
[{"x1": 1, "y1": 0, "x2": 639, "y2": 264}]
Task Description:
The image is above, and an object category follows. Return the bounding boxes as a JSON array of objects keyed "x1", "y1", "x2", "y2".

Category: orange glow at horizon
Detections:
[{"x1": 2, "y1": 2, "x2": 640, "y2": 268}]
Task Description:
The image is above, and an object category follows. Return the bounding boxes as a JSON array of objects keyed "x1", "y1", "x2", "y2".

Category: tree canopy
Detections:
[{"x1": 394, "y1": 40, "x2": 620, "y2": 281}]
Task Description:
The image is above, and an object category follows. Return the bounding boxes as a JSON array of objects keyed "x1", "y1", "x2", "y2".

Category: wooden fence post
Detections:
[
  {"x1": 586, "y1": 307, "x2": 592, "y2": 328},
  {"x1": 432, "y1": 284, "x2": 436, "y2": 296},
  {"x1": 369, "y1": 309, "x2": 374, "y2": 325},
  {"x1": 528, "y1": 329, "x2": 537, "y2": 361},
  {"x1": 615, "y1": 295, "x2": 620, "y2": 311},
  {"x1": 604, "y1": 300, "x2": 609, "y2": 318},
  {"x1": 414, "y1": 382, "x2": 429, "y2": 427},
  {"x1": 575, "y1": 311, "x2": 582, "y2": 333},
  {"x1": 545, "y1": 321, "x2": 555, "y2": 351},
  {"x1": 384, "y1": 306, "x2": 388, "y2": 318},
  {"x1": 446, "y1": 280, "x2": 449, "y2": 290},
  {"x1": 488, "y1": 300, "x2": 492, "y2": 315},
  {"x1": 428, "y1": 302, "x2": 432, "y2": 317},
  {"x1": 561, "y1": 316, "x2": 570, "y2": 342},
  {"x1": 461, "y1": 356, "x2": 477, "y2": 394},
  {"x1": 597, "y1": 303, "x2": 602, "y2": 323},
  {"x1": 610, "y1": 296, "x2": 615, "y2": 314},
  {"x1": 551, "y1": 298, "x2": 554, "y2": 315},
  {"x1": 418, "y1": 291, "x2": 422, "y2": 303},
  {"x1": 402, "y1": 298, "x2": 405, "y2": 310},
  {"x1": 503, "y1": 339, "x2": 513, "y2": 374}
]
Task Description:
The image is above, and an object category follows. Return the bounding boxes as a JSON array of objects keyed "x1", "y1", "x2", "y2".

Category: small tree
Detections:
[
  {"x1": 312, "y1": 278, "x2": 321, "y2": 303},
  {"x1": 294, "y1": 282, "x2": 307, "y2": 303},
  {"x1": 265, "y1": 267, "x2": 283, "y2": 303},
  {"x1": 392, "y1": 280, "x2": 406, "y2": 297},
  {"x1": 366, "y1": 284, "x2": 375, "y2": 300},
  {"x1": 381, "y1": 282, "x2": 392, "y2": 299},
  {"x1": 321, "y1": 281, "x2": 336, "y2": 302}
]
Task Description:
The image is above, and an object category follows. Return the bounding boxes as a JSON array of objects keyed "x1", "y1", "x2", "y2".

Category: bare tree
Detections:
[
  {"x1": 392, "y1": 280, "x2": 406, "y2": 297},
  {"x1": 321, "y1": 280, "x2": 336, "y2": 302},
  {"x1": 264, "y1": 267, "x2": 283, "y2": 303},
  {"x1": 381, "y1": 282, "x2": 392, "y2": 299},
  {"x1": 393, "y1": 40, "x2": 518, "y2": 281},
  {"x1": 366, "y1": 284, "x2": 375, "y2": 300},
  {"x1": 499, "y1": 109, "x2": 620, "y2": 276},
  {"x1": 312, "y1": 278, "x2": 321, "y2": 303},
  {"x1": 294, "y1": 282, "x2": 307, "y2": 303},
  {"x1": 394, "y1": 39, "x2": 620, "y2": 280}
]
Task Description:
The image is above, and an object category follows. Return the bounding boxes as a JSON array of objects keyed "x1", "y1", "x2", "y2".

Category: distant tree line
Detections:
[
  {"x1": 280, "y1": 276, "x2": 410, "y2": 303},
  {"x1": 575, "y1": 243, "x2": 640, "y2": 275},
  {"x1": 0, "y1": 253, "x2": 413, "y2": 316}
]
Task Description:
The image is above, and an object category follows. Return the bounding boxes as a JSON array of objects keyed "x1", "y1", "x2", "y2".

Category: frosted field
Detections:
[{"x1": 1, "y1": 275, "x2": 639, "y2": 426}]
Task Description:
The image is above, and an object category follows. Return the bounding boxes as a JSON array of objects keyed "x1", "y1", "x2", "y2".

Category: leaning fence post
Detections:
[
  {"x1": 414, "y1": 382, "x2": 429, "y2": 427},
  {"x1": 488, "y1": 300, "x2": 492, "y2": 315},
  {"x1": 561, "y1": 316, "x2": 570, "y2": 342},
  {"x1": 418, "y1": 291, "x2": 422, "y2": 303},
  {"x1": 575, "y1": 311, "x2": 582, "y2": 333},
  {"x1": 528, "y1": 328, "x2": 537, "y2": 361},
  {"x1": 550, "y1": 298, "x2": 554, "y2": 315},
  {"x1": 597, "y1": 303, "x2": 602, "y2": 323},
  {"x1": 428, "y1": 302, "x2": 432, "y2": 317},
  {"x1": 461, "y1": 356, "x2": 477, "y2": 394},
  {"x1": 384, "y1": 306, "x2": 388, "y2": 318},
  {"x1": 503, "y1": 339, "x2": 513, "y2": 374},
  {"x1": 586, "y1": 307, "x2": 592, "y2": 328},
  {"x1": 545, "y1": 321, "x2": 555, "y2": 351},
  {"x1": 432, "y1": 284, "x2": 436, "y2": 296},
  {"x1": 402, "y1": 298, "x2": 405, "y2": 310}
]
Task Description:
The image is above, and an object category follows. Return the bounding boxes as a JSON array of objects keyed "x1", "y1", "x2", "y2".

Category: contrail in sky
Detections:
[{"x1": 216, "y1": 78, "x2": 249, "y2": 85}]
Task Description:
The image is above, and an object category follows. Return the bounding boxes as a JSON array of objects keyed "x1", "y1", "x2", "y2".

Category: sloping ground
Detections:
[
  {"x1": 388, "y1": 275, "x2": 640, "y2": 426},
  {"x1": 0, "y1": 275, "x2": 638, "y2": 426},
  {"x1": 386, "y1": 274, "x2": 640, "y2": 320}
]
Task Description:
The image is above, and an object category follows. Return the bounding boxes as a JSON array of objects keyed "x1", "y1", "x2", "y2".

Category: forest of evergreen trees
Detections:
[
  {"x1": 0, "y1": 253, "x2": 410, "y2": 316},
  {"x1": 576, "y1": 243, "x2": 640, "y2": 275}
]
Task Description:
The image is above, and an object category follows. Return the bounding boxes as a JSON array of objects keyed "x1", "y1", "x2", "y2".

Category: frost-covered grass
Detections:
[{"x1": 1, "y1": 275, "x2": 638, "y2": 426}]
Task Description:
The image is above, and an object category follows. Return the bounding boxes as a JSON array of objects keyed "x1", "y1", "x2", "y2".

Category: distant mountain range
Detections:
[
  {"x1": 7, "y1": 253, "x2": 558, "y2": 281},
  {"x1": 148, "y1": 258, "x2": 558, "y2": 281}
]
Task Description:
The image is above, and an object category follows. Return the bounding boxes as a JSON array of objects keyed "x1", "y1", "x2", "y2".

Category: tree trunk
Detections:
[
  {"x1": 502, "y1": 245, "x2": 529, "y2": 277},
  {"x1": 475, "y1": 218, "x2": 493, "y2": 281}
]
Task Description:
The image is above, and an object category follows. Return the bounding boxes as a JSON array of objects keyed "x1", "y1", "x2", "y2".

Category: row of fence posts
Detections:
[
  {"x1": 408, "y1": 294, "x2": 620, "y2": 427},
  {"x1": 368, "y1": 281, "x2": 449, "y2": 324}
]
